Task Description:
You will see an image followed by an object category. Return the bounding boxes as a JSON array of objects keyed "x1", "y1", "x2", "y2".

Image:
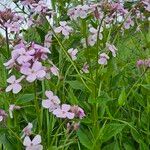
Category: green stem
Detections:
[
  {"x1": 49, "y1": 24, "x2": 91, "y2": 92},
  {"x1": 34, "y1": 82, "x2": 41, "y2": 132}
]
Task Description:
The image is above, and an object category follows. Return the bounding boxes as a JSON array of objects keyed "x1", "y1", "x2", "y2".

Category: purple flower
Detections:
[
  {"x1": 44, "y1": 31, "x2": 52, "y2": 48},
  {"x1": 9, "y1": 104, "x2": 21, "y2": 119},
  {"x1": 54, "y1": 21, "x2": 73, "y2": 38},
  {"x1": 50, "y1": 65, "x2": 59, "y2": 76},
  {"x1": 22, "y1": 123, "x2": 33, "y2": 139},
  {"x1": 67, "y1": 5, "x2": 90, "y2": 20},
  {"x1": 70, "y1": 106, "x2": 85, "y2": 119},
  {"x1": 124, "y1": 17, "x2": 134, "y2": 29},
  {"x1": 106, "y1": 43, "x2": 117, "y2": 57},
  {"x1": 21, "y1": 61, "x2": 46, "y2": 82},
  {"x1": 68, "y1": 48, "x2": 78, "y2": 60},
  {"x1": 98, "y1": 53, "x2": 110, "y2": 65},
  {"x1": 53, "y1": 104, "x2": 75, "y2": 119},
  {"x1": 23, "y1": 135, "x2": 43, "y2": 150},
  {"x1": 0, "y1": 109, "x2": 7, "y2": 122},
  {"x1": 42, "y1": 91, "x2": 60, "y2": 112},
  {"x1": 88, "y1": 26, "x2": 103, "y2": 46},
  {"x1": 6, "y1": 75, "x2": 24, "y2": 94},
  {"x1": 82, "y1": 63, "x2": 89, "y2": 74}
]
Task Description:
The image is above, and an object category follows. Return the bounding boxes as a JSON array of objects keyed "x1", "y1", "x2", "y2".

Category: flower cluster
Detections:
[
  {"x1": 0, "y1": 8, "x2": 24, "y2": 33},
  {"x1": 4, "y1": 41, "x2": 58, "y2": 94},
  {"x1": 42, "y1": 91, "x2": 85, "y2": 120}
]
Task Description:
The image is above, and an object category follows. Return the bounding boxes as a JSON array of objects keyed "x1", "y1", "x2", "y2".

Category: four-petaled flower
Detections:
[
  {"x1": 54, "y1": 21, "x2": 73, "y2": 38},
  {"x1": 21, "y1": 61, "x2": 46, "y2": 82},
  {"x1": 106, "y1": 43, "x2": 117, "y2": 57},
  {"x1": 23, "y1": 135, "x2": 43, "y2": 150},
  {"x1": 6, "y1": 75, "x2": 24, "y2": 94},
  {"x1": 53, "y1": 104, "x2": 75, "y2": 119},
  {"x1": 22, "y1": 123, "x2": 33, "y2": 139},
  {"x1": 68, "y1": 48, "x2": 78, "y2": 60},
  {"x1": 42, "y1": 91, "x2": 60, "y2": 112},
  {"x1": 98, "y1": 53, "x2": 110, "y2": 65}
]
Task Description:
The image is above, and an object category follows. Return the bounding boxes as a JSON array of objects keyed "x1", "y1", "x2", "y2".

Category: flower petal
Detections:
[
  {"x1": 12, "y1": 83, "x2": 22, "y2": 94},
  {"x1": 23, "y1": 136, "x2": 32, "y2": 146},
  {"x1": 32, "y1": 135, "x2": 41, "y2": 145}
]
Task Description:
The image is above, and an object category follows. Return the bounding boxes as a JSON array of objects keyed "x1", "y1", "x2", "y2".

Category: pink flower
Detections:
[
  {"x1": 44, "y1": 32, "x2": 52, "y2": 48},
  {"x1": 54, "y1": 21, "x2": 73, "y2": 38},
  {"x1": 42, "y1": 91, "x2": 60, "y2": 112},
  {"x1": 67, "y1": 5, "x2": 90, "y2": 20},
  {"x1": 50, "y1": 65, "x2": 59, "y2": 76},
  {"x1": 23, "y1": 135, "x2": 43, "y2": 150},
  {"x1": 31, "y1": 43, "x2": 51, "y2": 60},
  {"x1": 21, "y1": 61, "x2": 46, "y2": 82},
  {"x1": 98, "y1": 53, "x2": 110, "y2": 65},
  {"x1": 82, "y1": 63, "x2": 89, "y2": 73},
  {"x1": 32, "y1": 0, "x2": 49, "y2": 13},
  {"x1": 70, "y1": 106, "x2": 85, "y2": 119},
  {"x1": 14, "y1": 48, "x2": 35, "y2": 64},
  {"x1": 0, "y1": 109, "x2": 7, "y2": 122},
  {"x1": 142, "y1": 0, "x2": 150, "y2": 12},
  {"x1": 53, "y1": 104, "x2": 75, "y2": 119},
  {"x1": 4, "y1": 59, "x2": 16, "y2": 69},
  {"x1": 124, "y1": 17, "x2": 134, "y2": 29},
  {"x1": 68, "y1": 48, "x2": 78, "y2": 60},
  {"x1": 9, "y1": 104, "x2": 21, "y2": 119},
  {"x1": 106, "y1": 43, "x2": 117, "y2": 57},
  {"x1": 6, "y1": 75, "x2": 24, "y2": 94},
  {"x1": 88, "y1": 26, "x2": 103, "y2": 46},
  {"x1": 22, "y1": 123, "x2": 33, "y2": 139}
]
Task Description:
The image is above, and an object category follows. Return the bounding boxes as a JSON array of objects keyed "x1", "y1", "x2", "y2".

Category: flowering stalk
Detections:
[{"x1": 49, "y1": 24, "x2": 92, "y2": 92}]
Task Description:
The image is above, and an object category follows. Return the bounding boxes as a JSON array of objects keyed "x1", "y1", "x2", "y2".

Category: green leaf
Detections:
[
  {"x1": 131, "y1": 129, "x2": 142, "y2": 143},
  {"x1": 16, "y1": 93, "x2": 34, "y2": 104},
  {"x1": 66, "y1": 80, "x2": 85, "y2": 90},
  {"x1": 101, "y1": 123, "x2": 125, "y2": 142},
  {"x1": 77, "y1": 129, "x2": 93, "y2": 149},
  {"x1": 118, "y1": 88, "x2": 126, "y2": 106}
]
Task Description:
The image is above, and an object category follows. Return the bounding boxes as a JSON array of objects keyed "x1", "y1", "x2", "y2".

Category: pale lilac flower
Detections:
[
  {"x1": 23, "y1": 135, "x2": 43, "y2": 150},
  {"x1": 68, "y1": 48, "x2": 78, "y2": 60},
  {"x1": 67, "y1": 5, "x2": 90, "y2": 20},
  {"x1": 9, "y1": 104, "x2": 21, "y2": 119},
  {"x1": 6, "y1": 75, "x2": 24, "y2": 94},
  {"x1": 54, "y1": 21, "x2": 73, "y2": 38},
  {"x1": 32, "y1": 0, "x2": 49, "y2": 13},
  {"x1": 44, "y1": 32, "x2": 52, "y2": 48},
  {"x1": 82, "y1": 63, "x2": 89, "y2": 73},
  {"x1": 53, "y1": 104, "x2": 75, "y2": 119},
  {"x1": 136, "y1": 60, "x2": 145, "y2": 67},
  {"x1": 4, "y1": 59, "x2": 16, "y2": 69},
  {"x1": 124, "y1": 17, "x2": 134, "y2": 29},
  {"x1": 70, "y1": 106, "x2": 85, "y2": 119},
  {"x1": 21, "y1": 61, "x2": 46, "y2": 82},
  {"x1": 14, "y1": 48, "x2": 35, "y2": 64},
  {"x1": 50, "y1": 65, "x2": 59, "y2": 76},
  {"x1": 98, "y1": 53, "x2": 110, "y2": 65},
  {"x1": 0, "y1": 109, "x2": 7, "y2": 122},
  {"x1": 22, "y1": 123, "x2": 33, "y2": 139},
  {"x1": 42, "y1": 91, "x2": 60, "y2": 112},
  {"x1": 88, "y1": 26, "x2": 103, "y2": 46},
  {"x1": 136, "y1": 58, "x2": 150, "y2": 68},
  {"x1": 142, "y1": 0, "x2": 150, "y2": 12},
  {"x1": 106, "y1": 43, "x2": 117, "y2": 57},
  {"x1": 31, "y1": 43, "x2": 51, "y2": 60}
]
